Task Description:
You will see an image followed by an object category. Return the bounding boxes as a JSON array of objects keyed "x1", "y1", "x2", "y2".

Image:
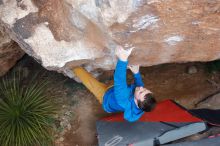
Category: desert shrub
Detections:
[{"x1": 0, "y1": 73, "x2": 56, "y2": 146}]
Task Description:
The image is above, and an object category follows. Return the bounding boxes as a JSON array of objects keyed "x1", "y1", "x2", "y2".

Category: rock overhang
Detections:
[{"x1": 0, "y1": 0, "x2": 219, "y2": 78}]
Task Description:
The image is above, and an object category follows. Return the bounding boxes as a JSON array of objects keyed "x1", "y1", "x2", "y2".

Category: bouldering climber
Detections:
[{"x1": 73, "y1": 46, "x2": 156, "y2": 122}]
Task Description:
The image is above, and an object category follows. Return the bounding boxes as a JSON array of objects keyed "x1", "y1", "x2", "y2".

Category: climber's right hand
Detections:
[{"x1": 115, "y1": 45, "x2": 133, "y2": 61}]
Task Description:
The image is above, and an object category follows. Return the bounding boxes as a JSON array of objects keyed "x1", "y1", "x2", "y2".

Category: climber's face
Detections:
[{"x1": 134, "y1": 87, "x2": 152, "y2": 102}]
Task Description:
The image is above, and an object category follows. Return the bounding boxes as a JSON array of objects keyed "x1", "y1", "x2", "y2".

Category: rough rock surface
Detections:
[
  {"x1": 0, "y1": 25, "x2": 24, "y2": 76},
  {"x1": 0, "y1": 0, "x2": 220, "y2": 78},
  {"x1": 196, "y1": 92, "x2": 220, "y2": 109}
]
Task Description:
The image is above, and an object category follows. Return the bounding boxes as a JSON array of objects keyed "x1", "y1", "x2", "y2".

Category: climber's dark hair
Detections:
[{"x1": 137, "y1": 93, "x2": 157, "y2": 112}]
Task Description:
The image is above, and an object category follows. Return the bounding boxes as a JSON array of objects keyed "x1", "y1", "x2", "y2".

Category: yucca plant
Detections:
[{"x1": 0, "y1": 73, "x2": 56, "y2": 146}]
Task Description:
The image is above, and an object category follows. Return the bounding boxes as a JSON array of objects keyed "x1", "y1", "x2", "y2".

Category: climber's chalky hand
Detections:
[
  {"x1": 128, "y1": 65, "x2": 140, "y2": 74},
  {"x1": 115, "y1": 46, "x2": 133, "y2": 61}
]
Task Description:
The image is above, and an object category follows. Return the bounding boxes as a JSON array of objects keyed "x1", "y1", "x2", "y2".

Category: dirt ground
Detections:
[{"x1": 5, "y1": 55, "x2": 220, "y2": 146}]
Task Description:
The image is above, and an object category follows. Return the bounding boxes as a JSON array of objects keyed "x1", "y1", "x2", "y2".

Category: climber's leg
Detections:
[{"x1": 73, "y1": 67, "x2": 109, "y2": 103}]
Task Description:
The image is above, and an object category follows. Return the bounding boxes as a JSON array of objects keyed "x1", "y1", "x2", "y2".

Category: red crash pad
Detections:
[{"x1": 101, "y1": 100, "x2": 202, "y2": 122}]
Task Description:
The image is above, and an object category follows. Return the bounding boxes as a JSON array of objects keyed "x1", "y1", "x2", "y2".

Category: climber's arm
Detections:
[
  {"x1": 128, "y1": 65, "x2": 144, "y2": 87},
  {"x1": 114, "y1": 59, "x2": 130, "y2": 104},
  {"x1": 114, "y1": 46, "x2": 133, "y2": 105}
]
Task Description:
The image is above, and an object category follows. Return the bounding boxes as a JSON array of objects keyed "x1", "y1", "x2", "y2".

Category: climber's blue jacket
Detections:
[{"x1": 103, "y1": 59, "x2": 144, "y2": 122}]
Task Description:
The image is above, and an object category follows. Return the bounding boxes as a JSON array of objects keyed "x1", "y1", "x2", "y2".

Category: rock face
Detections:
[
  {"x1": 0, "y1": 25, "x2": 24, "y2": 76},
  {"x1": 196, "y1": 92, "x2": 220, "y2": 109},
  {"x1": 0, "y1": 0, "x2": 220, "y2": 77}
]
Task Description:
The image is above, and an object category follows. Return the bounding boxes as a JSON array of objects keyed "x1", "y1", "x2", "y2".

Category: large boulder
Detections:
[
  {"x1": 0, "y1": 0, "x2": 220, "y2": 78},
  {"x1": 0, "y1": 25, "x2": 24, "y2": 76}
]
